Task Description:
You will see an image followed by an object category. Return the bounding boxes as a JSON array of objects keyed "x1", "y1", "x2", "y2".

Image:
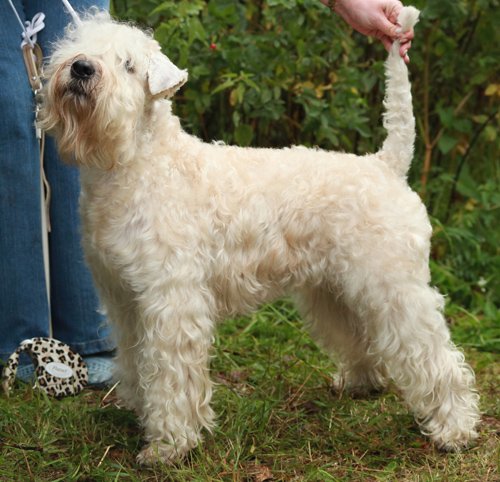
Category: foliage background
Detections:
[{"x1": 110, "y1": 0, "x2": 499, "y2": 345}]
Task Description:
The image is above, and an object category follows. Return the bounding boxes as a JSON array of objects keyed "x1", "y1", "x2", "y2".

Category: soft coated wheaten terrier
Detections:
[{"x1": 40, "y1": 6, "x2": 480, "y2": 464}]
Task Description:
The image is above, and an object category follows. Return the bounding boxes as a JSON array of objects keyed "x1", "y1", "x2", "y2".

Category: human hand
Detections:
[{"x1": 323, "y1": 0, "x2": 414, "y2": 63}]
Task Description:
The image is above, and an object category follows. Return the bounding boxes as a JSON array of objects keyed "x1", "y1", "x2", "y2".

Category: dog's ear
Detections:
[{"x1": 147, "y1": 51, "x2": 188, "y2": 98}]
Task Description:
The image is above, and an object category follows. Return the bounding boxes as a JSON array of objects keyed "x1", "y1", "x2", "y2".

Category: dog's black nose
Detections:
[{"x1": 70, "y1": 60, "x2": 95, "y2": 80}]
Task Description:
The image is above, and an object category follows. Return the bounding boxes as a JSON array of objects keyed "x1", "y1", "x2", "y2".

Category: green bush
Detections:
[{"x1": 112, "y1": 0, "x2": 499, "y2": 333}]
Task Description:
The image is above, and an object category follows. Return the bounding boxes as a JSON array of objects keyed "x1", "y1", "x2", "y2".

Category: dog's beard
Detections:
[
  {"x1": 67, "y1": 78, "x2": 96, "y2": 98},
  {"x1": 40, "y1": 72, "x2": 114, "y2": 168}
]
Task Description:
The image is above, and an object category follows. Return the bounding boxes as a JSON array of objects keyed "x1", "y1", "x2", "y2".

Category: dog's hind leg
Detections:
[
  {"x1": 342, "y1": 268, "x2": 480, "y2": 451},
  {"x1": 296, "y1": 288, "x2": 387, "y2": 397},
  {"x1": 133, "y1": 284, "x2": 216, "y2": 465}
]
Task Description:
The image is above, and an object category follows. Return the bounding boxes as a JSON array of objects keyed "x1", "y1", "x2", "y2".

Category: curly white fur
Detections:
[
  {"x1": 380, "y1": 6, "x2": 420, "y2": 176},
  {"x1": 40, "y1": 6, "x2": 480, "y2": 464}
]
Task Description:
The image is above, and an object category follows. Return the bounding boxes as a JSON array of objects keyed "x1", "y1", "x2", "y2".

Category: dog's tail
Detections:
[{"x1": 378, "y1": 6, "x2": 420, "y2": 177}]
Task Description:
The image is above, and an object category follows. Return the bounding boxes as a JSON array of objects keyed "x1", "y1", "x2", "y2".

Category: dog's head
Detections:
[{"x1": 40, "y1": 11, "x2": 188, "y2": 169}]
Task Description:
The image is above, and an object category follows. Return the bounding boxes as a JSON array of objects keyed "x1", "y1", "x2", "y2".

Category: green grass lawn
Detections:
[{"x1": 1, "y1": 301, "x2": 499, "y2": 481}]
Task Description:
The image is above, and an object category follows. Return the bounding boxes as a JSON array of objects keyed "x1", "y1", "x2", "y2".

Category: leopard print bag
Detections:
[{"x1": 1, "y1": 337, "x2": 88, "y2": 397}]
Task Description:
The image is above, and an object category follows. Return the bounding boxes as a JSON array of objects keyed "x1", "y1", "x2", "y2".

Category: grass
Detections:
[{"x1": 1, "y1": 300, "x2": 499, "y2": 481}]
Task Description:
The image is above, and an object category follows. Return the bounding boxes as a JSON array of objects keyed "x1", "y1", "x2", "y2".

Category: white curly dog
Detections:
[{"x1": 40, "y1": 6, "x2": 479, "y2": 464}]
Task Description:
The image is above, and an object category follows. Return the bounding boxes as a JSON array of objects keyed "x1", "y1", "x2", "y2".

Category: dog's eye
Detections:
[{"x1": 125, "y1": 60, "x2": 135, "y2": 74}]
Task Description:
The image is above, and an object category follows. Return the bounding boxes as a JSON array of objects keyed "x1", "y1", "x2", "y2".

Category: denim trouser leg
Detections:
[
  {"x1": 0, "y1": 0, "x2": 114, "y2": 362},
  {"x1": 0, "y1": 1, "x2": 50, "y2": 360}
]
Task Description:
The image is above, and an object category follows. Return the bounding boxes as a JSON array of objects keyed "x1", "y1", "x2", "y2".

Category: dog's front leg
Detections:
[{"x1": 134, "y1": 284, "x2": 216, "y2": 465}]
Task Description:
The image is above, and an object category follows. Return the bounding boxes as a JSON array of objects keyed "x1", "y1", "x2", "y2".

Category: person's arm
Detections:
[{"x1": 320, "y1": 0, "x2": 414, "y2": 63}]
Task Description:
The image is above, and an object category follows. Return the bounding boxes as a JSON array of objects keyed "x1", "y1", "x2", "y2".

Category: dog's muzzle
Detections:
[{"x1": 70, "y1": 59, "x2": 96, "y2": 80}]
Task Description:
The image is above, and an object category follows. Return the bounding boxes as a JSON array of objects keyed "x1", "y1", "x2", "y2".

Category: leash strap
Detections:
[
  {"x1": 21, "y1": 42, "x2": 51, "y2": 232},
  {"x1": 61, "y1": 0, "x2": 83, "y2": 25}
]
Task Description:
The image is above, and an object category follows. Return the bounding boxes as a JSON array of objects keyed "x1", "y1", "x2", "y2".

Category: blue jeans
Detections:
[{"x1": 0, "y1": 0, "x2": 114, "y2": 362}]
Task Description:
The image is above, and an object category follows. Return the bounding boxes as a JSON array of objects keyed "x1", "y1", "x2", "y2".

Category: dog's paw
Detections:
[
  {"x1": 432, "y1": 429, "x2": 479, "y2": 453},
  {"x1": 419, "y1": 393, "x2": 480, "y2": 453},
  {"x1": 424, "y1": 418, "x2": 480, "y2": 453},
  {"x1": 136, "y1": 441, "x2": 188, "y2": 465}
]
